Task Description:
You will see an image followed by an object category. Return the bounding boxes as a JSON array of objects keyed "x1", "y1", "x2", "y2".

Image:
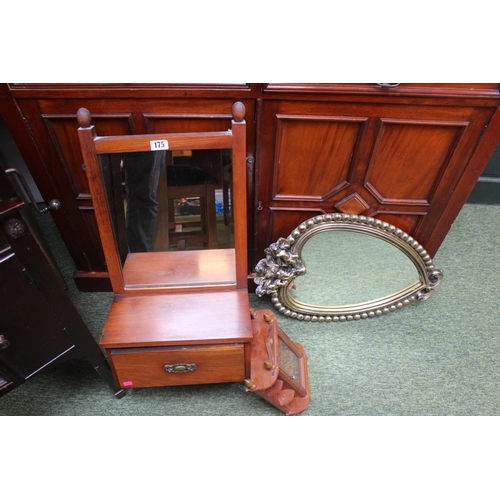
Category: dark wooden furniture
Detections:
[
  {"x1": 77, "y1": 103, "x2": 310, "y2": 414},
  {"x1": 0, "y1": 164, "x2": 124, "y2": 398},
  {"x1": 255, "y1": 83, "x2": 500, "y2": 259},
  {"x1": 3, "y1": 83, "x2": 500, "y2": 290}
]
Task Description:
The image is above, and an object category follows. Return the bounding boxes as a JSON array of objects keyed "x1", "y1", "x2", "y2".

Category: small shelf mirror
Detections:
[
  {"x1": 254, "y1": 214, "x2": 443, "y2": 322},
  {"x1": 77, "y1": 103, "x2": 247, "y2": 294}
]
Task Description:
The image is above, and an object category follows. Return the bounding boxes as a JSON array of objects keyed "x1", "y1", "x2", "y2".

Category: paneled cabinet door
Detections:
[{"x1": 254, "y1": 98, "x2": 496, "y2": 261}]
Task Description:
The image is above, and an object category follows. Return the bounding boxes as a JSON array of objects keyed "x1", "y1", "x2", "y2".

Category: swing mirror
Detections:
[
  {"x1": 78, "y1": 103, "x2": 247, "y2": 294},
  {"x1": 254, "y1": 214, "x2": 443, "y2": 322}
]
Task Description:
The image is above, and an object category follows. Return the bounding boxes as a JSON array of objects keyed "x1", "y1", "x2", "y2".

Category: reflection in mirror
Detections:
[
  {"x1": 97, "y1": 148, "x2": 237, "y2": 289},
  {"x1": 288, "y1": 230, "x2": 419, "y2": 306},
  {"x1": 254, "y1": 214, "x2": 443, "y2": 322},
  {"x1": 100, "y1": 149, "x2": 234, "y2": 254}
]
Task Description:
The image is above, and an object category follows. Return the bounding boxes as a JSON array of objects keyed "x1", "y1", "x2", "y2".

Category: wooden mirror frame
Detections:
[
  {"x1": 77, "y1": 103, "x2": 248, "y2": 294},
  {"x1": 254, "y1": 213, "x2": 443, "y2": 322}
]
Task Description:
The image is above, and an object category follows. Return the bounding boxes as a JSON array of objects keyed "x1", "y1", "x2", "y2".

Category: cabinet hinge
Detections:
[
  {"x1": 22, "y1": 267, "x2": 34, "y2": 285},
  {"x1": 23, "y1": 117, "x2": 35, "y2": 138}
]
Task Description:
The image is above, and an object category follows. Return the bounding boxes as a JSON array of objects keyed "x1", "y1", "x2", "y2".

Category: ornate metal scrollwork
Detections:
[{"x1": 254, "y1": 237, "x2": 306, "y2": 297}]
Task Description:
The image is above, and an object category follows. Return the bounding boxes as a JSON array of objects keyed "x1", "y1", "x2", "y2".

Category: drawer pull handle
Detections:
[
  {"x1": 376, "y1": 83, "x2": 401, "y2": 89},
  {"x1": 164, "y1": 363, "x2": 197, "y2": 374},
  {"x1": 5, "y1": 168, "x2": 61, "y2": 214}
]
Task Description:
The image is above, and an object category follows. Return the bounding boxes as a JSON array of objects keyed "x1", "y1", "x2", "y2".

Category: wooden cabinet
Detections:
[
  {"x1": 255, "y1": 83, "x2": 500, "y2": 259},
  {"x1": 98, "y1": 291, "x2": 254, "y2": 390},
  {"x1": 0, "y1": 164, "x2": 124, "y2": 397},
  {"x1": 2, "y1": 83, "x2": 500, "y2": 291}
]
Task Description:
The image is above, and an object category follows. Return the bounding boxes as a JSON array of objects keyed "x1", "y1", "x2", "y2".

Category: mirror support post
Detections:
[
  {"x1": 231, "y1": 102, "x2": 248, "y2": 289},
  {"x1": 77, "y1": 108, "x2": 126, "y2": 294}
]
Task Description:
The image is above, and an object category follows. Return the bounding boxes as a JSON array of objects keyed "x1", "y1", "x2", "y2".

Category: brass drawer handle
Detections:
[
  {"x1": 376, "y1": 83, "x2": 401, "y2": 89},
  {"x1": 164, "y1": 363, "x2": 197, "y2": 374}
]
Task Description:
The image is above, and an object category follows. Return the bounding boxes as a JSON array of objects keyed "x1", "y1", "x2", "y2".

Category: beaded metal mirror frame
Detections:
[{"x1": 254, "y1": 214, "x2": 443, "y2": 322}]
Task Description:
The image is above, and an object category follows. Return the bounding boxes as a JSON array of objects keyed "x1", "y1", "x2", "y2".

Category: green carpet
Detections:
[{"x1": 1, "y1": 204, "x2": 499, "y2": 416}]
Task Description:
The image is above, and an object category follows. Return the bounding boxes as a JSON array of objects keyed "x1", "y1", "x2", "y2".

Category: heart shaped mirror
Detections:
[{"x1": 254, "y1": 214, "x2": 443, "y2": 322}]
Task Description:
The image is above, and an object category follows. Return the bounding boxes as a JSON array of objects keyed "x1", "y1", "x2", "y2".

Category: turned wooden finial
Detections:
[
  {"x1": 232, "y1": 101, "x2": 245, "y2": 122},
  {"x1": 77, "y1": 108, "x2": 92, "y2": 128},
  {"x1": 264, "y1": 313, "x2": 274, "y2": 324},
  {"x1": 244, "y1": 379, "x2": 256, "y2": 391},
  {"x1": 264, "y1": 360, "x2": 275, "y2": 370}
]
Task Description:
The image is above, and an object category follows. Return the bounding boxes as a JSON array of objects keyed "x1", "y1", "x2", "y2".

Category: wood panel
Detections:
[
  {"x1": 255, "y1": 97, "x2": 497, "y2": 262},
  {"x1": 100, "y1": 290, "x2": 253, "y2": 349},
  {"x1": 122, "y1": 248, "x2": 236, "y2": 290},
  {"x1": 144, "y1": 114, "x2": 232, "y2": 134},
  {"x1": 272, "y1": 115, "x2": 367, "y2": 201},
  {"x1": 42, "y1": 114, "x2": 135, "y2": 196},
  {"x1": 269, "y1": 208, "x2": 327, "y2": 243},
  {"x1": 366, "y1": 119, "x2": 468, "y2": 205}
]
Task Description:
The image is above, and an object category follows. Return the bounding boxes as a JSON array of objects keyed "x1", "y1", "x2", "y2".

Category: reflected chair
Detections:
[
  {"x1": 167, "y1": 164, "x2": 218, "y2": 250},
  {"x1": 153, "y1": 164, "x2": 218, "y2": 251}
]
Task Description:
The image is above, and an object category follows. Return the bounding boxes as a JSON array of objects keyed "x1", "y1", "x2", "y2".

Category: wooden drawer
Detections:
[{"x1": 109, "y1": 344, "x2": 246, "y2": 388}]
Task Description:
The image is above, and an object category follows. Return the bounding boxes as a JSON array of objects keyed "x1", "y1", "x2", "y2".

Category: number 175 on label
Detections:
[{"x1": 150, "y1": 139, "x2": 169, "y2": 151}]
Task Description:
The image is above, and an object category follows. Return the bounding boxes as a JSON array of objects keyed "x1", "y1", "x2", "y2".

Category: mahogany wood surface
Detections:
[
  {"x1": 100, "y1": 290, "x2": 253, "y2": 348},
  {"x1": 246, "y1": 309, "x2": 311, "y2": 416},
  {"x1": 109, "y1": 344, "x2": 246, "y2": 388},
  {"x1": 94, "y1": 131, "x2": 233, "y2": 154},
  {"x1": 230, "y1": 112, "x2": 249, "y2": 289},
  {"x1": 254, "y1": 97, "x2": 499, "y2": 260},
  {"x1": 3, "y1": 83, "x2": 500, "y2": 289},
  {"x1": 122, "y1": 249, "x2": 236, "y2": 290},
  {"x1": 245, "y1": 309, "x2": 279, "y2": 391}
]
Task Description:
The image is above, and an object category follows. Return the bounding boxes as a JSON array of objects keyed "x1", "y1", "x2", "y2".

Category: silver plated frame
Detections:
[{"x1": 254, "y1": 214, "x2": 443, "y2": 322}]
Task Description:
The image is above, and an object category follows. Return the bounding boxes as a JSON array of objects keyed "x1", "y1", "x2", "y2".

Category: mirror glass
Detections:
[
  {"x1": 98, "y1": 148, "x2": 236, "y2": 289},
  {"x1": 288, "y1": 229, "x2": 419, "y2": 306}
]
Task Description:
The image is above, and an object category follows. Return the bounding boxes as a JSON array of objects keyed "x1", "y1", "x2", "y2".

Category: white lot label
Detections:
[{"x1": 150, "y1": 139, "x2": 169, "y2": 151}]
